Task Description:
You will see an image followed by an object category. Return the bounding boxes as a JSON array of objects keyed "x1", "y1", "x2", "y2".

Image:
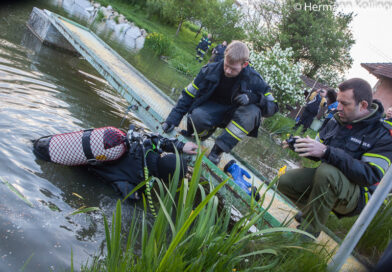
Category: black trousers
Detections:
[
  {"x1": 188, "y1": 101, "x2": 261, "y2": 152},
  {"x1": 294, "y1": 110, "x2": 316, "y2": 132}
]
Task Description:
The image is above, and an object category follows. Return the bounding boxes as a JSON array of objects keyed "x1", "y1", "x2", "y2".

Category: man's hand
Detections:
[
  {"x1": 234, "y1": 94, "x2": 250, "y2": 106},
  {"x1": 162, "y1": 122, "x2": 175, "y2": 133},
  {"x1": 293, "y1": 136, "x2": 327, "y2": 158},
  {"x1": 182, "y1": 142, "x2": 198, "y2": 155}
]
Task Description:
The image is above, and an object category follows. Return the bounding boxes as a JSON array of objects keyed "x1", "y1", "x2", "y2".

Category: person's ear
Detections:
[
  {"x1": 360, "y1": 100, "x2": 369, "y2": 111},
  {"x1": 242, "y1": 61, "x2": 249, "y2": 68}
]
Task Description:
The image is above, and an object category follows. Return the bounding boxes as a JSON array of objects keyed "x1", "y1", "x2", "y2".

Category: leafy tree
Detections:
[
  {"x1": 278, "y1": 0, "x2": 354, "y2": 77},
  {"x1": 241, "y1": 0, "x2": 282, "y2": 51},
  {"x1": 146, "y1": 0, "x2": 206, "y2": 36},
  {"x1": 201, "y1": 0, "x2": 245, "y2": 42}
]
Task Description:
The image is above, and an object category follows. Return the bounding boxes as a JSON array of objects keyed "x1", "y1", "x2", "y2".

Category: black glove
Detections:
[
  {"x1": 234, "y1": 94, "x2": 250, "y2": 106},
  {"x1": 162, "y1": 122, "x2": 175, "y2": 133}
]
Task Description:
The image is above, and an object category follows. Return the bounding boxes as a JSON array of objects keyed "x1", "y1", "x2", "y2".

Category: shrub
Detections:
[
  {"x1": 183, "y1": 21, "x2": 200, "y2": 33},
  {"x1": 144, "y1": 32, "x2": 172, "y2": 56},
  {"x1": 95, "y1": 9, "x2": 105, "y2": 23},
  {"x1": 168, "y1": 52, "x2": 200, "y2": 77},
  {"x1": 250, "y1": 43, "x2": 305, "y2": 114}
]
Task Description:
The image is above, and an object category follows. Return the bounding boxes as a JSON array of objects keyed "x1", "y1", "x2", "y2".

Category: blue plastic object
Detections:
[{"x1": 226, "y1": 161, "x2": 252, "y2": 195}]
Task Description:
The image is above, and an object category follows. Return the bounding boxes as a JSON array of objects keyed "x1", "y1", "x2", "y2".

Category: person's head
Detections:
[
  {"x1": 223, "y1": 41, "x2": 249, "y2": 78},
  {"x1": 386, "y1": 106, "x2": 392, "y2": 119},
  {"x1": 318, "y1": 89, "x2": 327, "y2": 97},
  {"x1": 336, "y1": 78, "x2": 373, "y2": 123},
  {"x1": 326, "y1": 88, "x2": 337, "y2": 104},
  {"x1": 207, "y1": 33, "x2": 212, "y2": 39},
  {"x1": 222, "y1": 41, "x2": 227, "y2": 46}
]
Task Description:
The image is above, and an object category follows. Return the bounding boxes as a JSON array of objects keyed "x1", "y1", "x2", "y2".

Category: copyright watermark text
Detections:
[{"x1": 293, "y1": 0, "x2": 392, "y2": 11}]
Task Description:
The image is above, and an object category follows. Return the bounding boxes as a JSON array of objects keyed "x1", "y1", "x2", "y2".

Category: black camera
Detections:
[{"x1": 286, "y1": 134, "x2": 297, "y2": 151}]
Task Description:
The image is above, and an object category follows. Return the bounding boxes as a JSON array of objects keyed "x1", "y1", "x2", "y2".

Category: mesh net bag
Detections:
[{"x1": 47, "y1": 127, "x2": 127, "y2": 166}]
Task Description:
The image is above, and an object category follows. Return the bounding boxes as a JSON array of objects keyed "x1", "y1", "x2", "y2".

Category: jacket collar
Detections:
[
  {"x1": 334, "y1": 101, "x2": 383, "y2": 126},
  {"x1": 204, "y1": 60, "x2": 251, "y2": 83}
]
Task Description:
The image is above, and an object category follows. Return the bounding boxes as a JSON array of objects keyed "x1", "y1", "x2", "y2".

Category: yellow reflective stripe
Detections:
[
  {"x1": 185, "y1": 88, "x2": 195, "y2": 98},
  {"x1": 225, "y1": 128, "x2": 241, "y2": 141},
  {"x1": 369, "y1": 162, "x2": 385, "y2": 175},
  {"x1": 264, "y1": 92, "x2": 271, "y2": 96},
  {"x1": 315, "y1": 133, "x2": 323, "y2": 143},
  {"x1": 384, "y1": 120, "x2": 392, "y2": 126},
  {"x1": 192, "y1": 82, "x2": 199, "y2": 90},
  {"x1": 231, "y1": 121, "x2": 248, "y2": 134},
  {"x1": 363, "y1": 153, "x2": 391, "y2": 166},
  {"x1": 364, "y1": 187, "x2": 369, "y2": 203}
]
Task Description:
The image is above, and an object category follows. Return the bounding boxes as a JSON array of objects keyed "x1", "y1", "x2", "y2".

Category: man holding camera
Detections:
[{"x1": 278, "y1": 78, "x2": 392, "y2": 238}]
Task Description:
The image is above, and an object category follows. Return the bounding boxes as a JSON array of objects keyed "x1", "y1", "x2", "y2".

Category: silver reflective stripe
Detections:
[
  {"x1": 226, "y1": 122, "x2": 247, "y2": 140},
  {"x1": 315, "y1": 133, "x2": 321, "y2": 142},
  {"x1": 264, "y1": 92, "x2": 275, "y2": 101},
  {"x1": 362, "y1": 156, "x2": 389, "y2": 174},
  {"x1": 185, "y1": 82, "x2": 198, "y2": 98}
]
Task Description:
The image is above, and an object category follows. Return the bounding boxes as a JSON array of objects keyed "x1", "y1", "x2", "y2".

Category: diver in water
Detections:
[{"x1": 33, "y1": 125, "x2": 198, "y2": 200}]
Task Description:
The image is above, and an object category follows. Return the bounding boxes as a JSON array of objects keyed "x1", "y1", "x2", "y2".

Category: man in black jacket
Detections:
[
  {"x1": 162, "y1": 41, "x2": 278, "y2": 165},
  {"x1": 211, "y1": 41, "x2": 227, "y2": 63},
  {"x1": 278, "y1": 78, "x2": 392, "y2": 237},
  {"x1": 196, "y1": 34, "x2": 212, "y2": 63}
]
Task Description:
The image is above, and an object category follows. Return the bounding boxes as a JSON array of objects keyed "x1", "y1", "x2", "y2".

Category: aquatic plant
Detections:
[
  {"x1": 145, "y1": 32, "x2": 172, "y2": 57},
  {"x1": 75, "y1": 147, "x2": 328, "y2": 271}
]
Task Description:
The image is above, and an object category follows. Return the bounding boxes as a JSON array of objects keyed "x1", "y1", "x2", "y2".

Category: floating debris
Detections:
[
  {"x1": 0, "y1": 177, "x2": 34, "y2": 208},
  {"x1": 72, "y1": 192, "x2": 84, "y2": 200},
  {"x1": 68, "y1": 206, "x2": 100, "y2": 216}
]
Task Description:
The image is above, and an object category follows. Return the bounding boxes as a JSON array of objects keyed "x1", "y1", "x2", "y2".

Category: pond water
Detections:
[{"x1": 0, "y1": 1, "x2": 294, "y2": 271}]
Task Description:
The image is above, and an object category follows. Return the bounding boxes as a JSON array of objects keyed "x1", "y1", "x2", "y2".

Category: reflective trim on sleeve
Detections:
[
  {"x1": 363, "y1": 153, "x2": 391, "y2": 166},
  {"x1": 264, "y1": 92, "x2": 275, "y2": 102},
  {"x1": 362, "y1": 153, "x2": 391, "y2": 176},
  {"x1": 184, "y1": 81, "x2": 199, "y2": 98},
  {"x1": 369, "y1": 162, "x2": 385, "y2": 175},
  {"x1": 315, "y1": 133, "x2": 323, "y2": 143},
  {"x1": 364, "y1": 187, "x2": 370, "y2": 203},
  {"x1": 384, "y1": 120, "x2": 392, "y2": 126}
]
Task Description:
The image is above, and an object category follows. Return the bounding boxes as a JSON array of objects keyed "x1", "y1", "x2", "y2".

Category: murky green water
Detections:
[
  {"x1": 0, "y1": 1, "x2": 293, "y2": 271},
  {"x1": 0, "y1": 1, "x2": 152, "y2": 271}
]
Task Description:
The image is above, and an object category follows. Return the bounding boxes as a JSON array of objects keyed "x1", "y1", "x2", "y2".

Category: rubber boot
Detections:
[{"x1": 207, "y1": 144, "x2": 224, "y2": 165}]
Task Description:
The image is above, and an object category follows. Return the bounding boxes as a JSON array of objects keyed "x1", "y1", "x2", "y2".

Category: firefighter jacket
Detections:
[
  {"x1": 196, "y1": 37, "x2": 212, "y2": 52},
  {"x1": 165, "y1": 60, "x2": 278, "y2": 136},
  {"x1": 212, "y1": 44, "x2": 227, "y2": 62},
  {"x1": 318, "y1": 100, "x2": 392, "y2": 210}
]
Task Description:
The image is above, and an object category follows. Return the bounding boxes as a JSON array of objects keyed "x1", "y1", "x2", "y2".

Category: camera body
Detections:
[{"x1": 286, "y1": 134, "x2": 297, "y2": 151}]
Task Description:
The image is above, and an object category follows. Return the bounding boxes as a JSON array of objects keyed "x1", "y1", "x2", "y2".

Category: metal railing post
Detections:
[{"x1": 328, "y1": 167, "x2": 392, "y2": 271}]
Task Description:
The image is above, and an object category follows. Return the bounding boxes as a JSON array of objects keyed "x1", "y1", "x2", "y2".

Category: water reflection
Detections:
[{"x1": 0, "y1": 2, "x2": 151, "y2": 270}]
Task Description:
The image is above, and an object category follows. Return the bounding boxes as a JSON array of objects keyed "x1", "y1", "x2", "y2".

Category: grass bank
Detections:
[{"x1": 94, "y1": 0, "x2": 211, "y2": 77}]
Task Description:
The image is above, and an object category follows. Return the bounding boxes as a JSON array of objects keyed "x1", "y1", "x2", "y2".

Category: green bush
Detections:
[
  {"x1": 183, "y1": 21, "x2": 200, "y2": 33},
  {"x1": 168, "y1": 52, "x2": 200, "y2": 77},
  {"x1": 144, "y1": 32, "x2": 172, "y2": 56}
]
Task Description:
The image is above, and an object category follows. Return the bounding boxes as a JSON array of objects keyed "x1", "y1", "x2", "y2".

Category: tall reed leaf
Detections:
[{"x1": 157, "y1": 178, "x2": 228, "y2": 272}]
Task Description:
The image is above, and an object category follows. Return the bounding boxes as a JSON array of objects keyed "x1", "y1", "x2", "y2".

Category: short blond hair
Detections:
[{"x1": 224, "y1": 41, "x2": 249, "y2": 64}]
